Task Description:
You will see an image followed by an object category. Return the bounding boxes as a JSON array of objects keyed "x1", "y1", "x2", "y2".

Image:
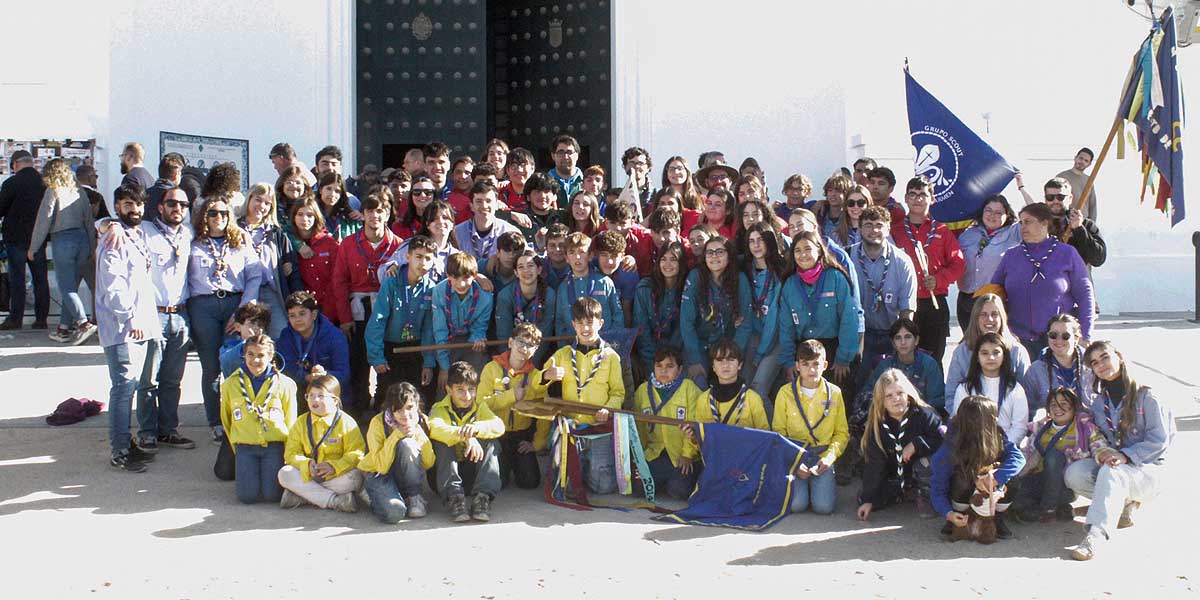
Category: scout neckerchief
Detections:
[
  {"x1": 154, "y1": 219, "x2": 186, "y2": 261},
  {"x1": 205, "y1": 237, "x2": 230, "y2": 286},
  {"x1": 396, "y1": 270, "x2": 427, "y2": 341},
  {"x1": 238, "y1": 367, "x2": 279, "y2": 432},
  {"x1": 703, "y1": 279, "x2": 731, "y2": 335},
  {"x1": 514, "y1": 283, "x2": 543, "y2": 326},
  {"x1": 468, "y1": 221, "x2": 496, "y2": 261},
  {"x1": 790, "y1": 379, "x2": 832, "y2": 445},
  {"x1": 856, "y1": 243, "x2": 891, "y2": 313},
  {"x1": 651, "y1": 287, "x2": 680, "y2": 342},
  {"x1": 708, "y1": 382, "x2": 749, "y2": 425},
  {"x1": 793, "y1": 267, "x2": 827, "y2": 324},
  {"x1": 306, "y1": 408, "x2": 343, "y2": 461},
  {"x1": 903, "y1": 218, "x2": 940, "y2": 255},
  {"x1": 293, "y1": 318, "x2": 321, "y2": 372},
  {"x1": 751, "y1": 267, "x2": 775, "y2": 318},
  {"x1": 1033, "y1": 421, "x2": 1072, "y2": 457},
  {"x1": 568, "y1": 269, "x2": 598, "y2": 304},
  {"x1": 1021, "y1": 238, "x2": 1059, "y2": 283},
  {"x1": 975, "y1": 225, "x2": 1003, "y2": 257},
  {"x1": 647, "y1": 372, "x2": 684, "y2": 433},
  {"x1": 123, "y1": 224, "x2": 152, "y2": 274},
  {"x1": 444, "y1": 283, "x2": 480, "y2": 339},
  {"x1": 570, "y1": 344, "x2": 605, "y2": 399},
  {"x1": 241, "y1": 219, "x2": 272, "y2": 259},
  {"x1": 1041, "y1": 346, "x2": 1084, "y2": 396},
  {"x1": 1099, "y1": 382, "x2": 1125, "y2": 447},
  {"x1": 883, "y1": 407, "x2": 910, "y2": 488},
  {"x1": 495, "y1": 351, "x2": 534, "y2": 429},
  {"x1": 355, "y1": 230, "x2": 399, "y2": 285},
  {"x1": 446, "y1": 402, "x2": 480, "y2": 427}
]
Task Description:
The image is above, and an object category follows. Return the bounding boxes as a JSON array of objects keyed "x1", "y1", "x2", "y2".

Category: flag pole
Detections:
[{"x1": 1072, "y1": 117, "x2": 1122, "y2": 214}]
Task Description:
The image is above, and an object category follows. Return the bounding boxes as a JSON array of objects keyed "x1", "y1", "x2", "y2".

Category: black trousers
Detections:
[
  {"x1": 349, "y1": 319, "x2": 370, "y2": 413},
  {"x1": 956, "y1": 291, "x2": 976, "y2": 334},
  {"x1": 499, "y1": 426, "x2": 541, "y2": 489},
  {"x1": 915, "y1": 295, "x2": 950, "y2": 363},
  {"x1": 376, "y1": 340, "x2": 426, "y2": 410}
]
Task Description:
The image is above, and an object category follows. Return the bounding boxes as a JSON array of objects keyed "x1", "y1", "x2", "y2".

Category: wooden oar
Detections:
[
  {"x1": 391, "y1": 335, "x2": 574, "y2": 354},
  {"x1": 513, "y1": 397, "x2": 692, "y2": 428}
]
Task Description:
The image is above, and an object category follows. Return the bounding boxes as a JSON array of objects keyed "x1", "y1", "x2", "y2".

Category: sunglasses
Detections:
[
  {"x1": 1045, "y1": 194, "x2": 1067, "y2": 202},
  {"x1": 162, "y1": 200, "x2": 188, "y2": 209},
  {"x1": 1046, "y1": 331, "x2": 1075, "y2": 341},
  {"x1": 206, "y1": 209, "x2": 230, "y2": 218},
  {"x1": 411, "y1": 188, "x2": 435, "y2": 196},
  {"x1": 846, "y1": 199, "x2": 869, "y2": 207}
]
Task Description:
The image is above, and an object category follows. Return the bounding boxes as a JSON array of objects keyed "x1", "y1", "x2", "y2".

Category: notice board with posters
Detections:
[
  {"x1": 0, "y1": 139, "x2": 96, "y2": 177},
  {"x1": 159, "y1": 131, "x2": 250, "y2": 191}
]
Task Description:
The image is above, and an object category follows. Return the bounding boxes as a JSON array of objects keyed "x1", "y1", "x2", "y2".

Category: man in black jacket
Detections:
[
  {"x1": 0, "y1": 150, "x2": 50, "y2": 329},
  {"x1": 144, "y1": 153, "x2": 184, "y2": 222},
  {"x1": 1044, "y1": 177, "x2": 1106, "y2": 268}
]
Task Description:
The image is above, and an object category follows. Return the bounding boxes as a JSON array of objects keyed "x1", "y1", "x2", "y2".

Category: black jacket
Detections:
[
  {"x1": 0, "y1": 167, "x2": 48, "y2": 247},
  {"x1": 1053, "y1": 217, "x2": 1106, "y2": 267},
  {"x1": 859, "y1": 405, "x2": 944, "y2": 506},
  {"x1": 145, "y1": 179, "x2": 176, "y2": 222}
]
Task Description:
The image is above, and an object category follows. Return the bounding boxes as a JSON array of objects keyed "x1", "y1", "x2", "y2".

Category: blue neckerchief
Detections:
[
  {"x1": 647, "y1": 373, "x2": 683, "y2": 434},
  {"x1": 292, "y1": 318, "x2": 321, "y2": 372},
  {"x1": 1034, "y1": 421, "x2": 1072, "y2": 456},
  {"x1": 243, "y1": 363, "x2": 276, "y2": 396},
  {"x1": 1040, "y1": 346, "x2": 1082, "y2": 394},
  {"x1": 306, "y1": 409, "x2": 342, "y2": 460}
]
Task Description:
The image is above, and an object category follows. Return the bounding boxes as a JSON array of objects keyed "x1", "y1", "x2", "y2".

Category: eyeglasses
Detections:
[
  {"x1": 206, "y1": 209, "x2": 230, "y2": 218},
  {"x1": 1046, "y1": 331, "x2": 1075, "y2": 341},
  {"x1": 162, "y1": 200, "x2": 188, "y2": 209},
  {"x1": 411, "y1": 188, "x2": 435, "y2": 196},
  {"x1": 982, "y1": 208, "x2": 1007, "y2": 216},
  {"x1": 905, "y1": 192, "x2": 932, "y2": 200},
  {"x1": 1045, "y1": 194, "x2": 1067, "y2": 202},
  {"x1": 513, "y1": 339, "x2": 539, "y2": 351},
  {"x1": 705, "y1": 248, "x2": 728, "y2": 257},
  {"x1": 554, "y1": 149, "x2": 577, "y2": 157},
  {"x1": 846, "y1": 199, "x2": 868, "y2": 207}
]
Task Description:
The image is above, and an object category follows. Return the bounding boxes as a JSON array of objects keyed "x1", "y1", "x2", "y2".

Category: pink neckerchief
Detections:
[{"x1": 798, "y1": 263, "x2": 824, "y2": 286}]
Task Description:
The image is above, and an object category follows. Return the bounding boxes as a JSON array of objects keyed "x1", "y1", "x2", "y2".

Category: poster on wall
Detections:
[
  {"x1": 1, "y1": 139, "x2": 95, "y2": 177},
  {"x1": 159, "y1": 131, "x2": 250, "y2": 191}
]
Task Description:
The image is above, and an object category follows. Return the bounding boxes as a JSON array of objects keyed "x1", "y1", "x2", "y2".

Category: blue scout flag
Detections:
[
  {"x1": 1115, "y1": 7, "x2": 1186, "y2": 226},
  {"x1": 600, "y1": 326, "x2": 638, "y2": 365},
  {"x1": 906, "y1": 68, "x2": 1016, "y2": 223},
  {"x1": 655, "y1": 422, "x2": 804, "y2": 531}
]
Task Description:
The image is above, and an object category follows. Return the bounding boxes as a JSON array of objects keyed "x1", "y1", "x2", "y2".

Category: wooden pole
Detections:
[
  {"x1": 912, "y1": 243, "x2": 939, "y2": 309},
  {"x1": 391, "y1": 335, "x2": 574, "y2": 354},
  {"x1": 514, "y1": 397, "x2": 693, "y2": 428},
  {"x1": 1073, "y1": 117, "x2": 1122, "y2": 214}
]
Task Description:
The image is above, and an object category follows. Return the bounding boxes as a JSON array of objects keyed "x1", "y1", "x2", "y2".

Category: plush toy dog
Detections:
[{"x1": 951, "y1": 464, "x2": 1005, "y2": 545}]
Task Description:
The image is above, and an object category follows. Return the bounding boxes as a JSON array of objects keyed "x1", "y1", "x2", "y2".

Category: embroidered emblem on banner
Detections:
[
  {"x1": 912, "y1": 127, "x2": 962, "y2": 198},
  {"x1": 412, "y1": 13, "x2": 433, "y2": 41},
  {"x1": 549, "y1": 19, "x2": 563, "y2": 48}
]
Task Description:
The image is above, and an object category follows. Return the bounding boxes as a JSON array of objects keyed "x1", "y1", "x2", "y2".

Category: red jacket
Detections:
[
  {"x1": 390, "y1": 218, "x2": 420, "y2": 240},
  {"x1": 298, "y1": 230, "x2": 341, "y2": 324},
  {"x1": 499, "y1": 182, "x2": 528, "y2": 212},
  {"x1": 891, "y1": 217, "x2": 965, "y2": 298},
  {"x1": 599, "y1": 223, "x2": 655, "y2": 276},
  {"x1": 680, "y1": 208, "x2": 702, "y2": 237},
  {"x1": 447, "y1": 190, "x2": 473, "y2": 224},
  {"x1": 331, "y1": 229, "x2": 403, "y2": 324}
]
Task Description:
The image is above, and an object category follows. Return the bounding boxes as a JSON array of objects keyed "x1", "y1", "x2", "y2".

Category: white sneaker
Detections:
[
  {"x1": 329, "y1": 493, "x2": 358, "y2": 513},
  {"x1": 1071, "y1": 527, "x2": 1106, "y2": 561},
  {"x1": 69, "y1": 322, "x2": 97, "y2": 346},
  {"x1": 48, "y1": 327, "x2": 72, "y2": 343},
  {"x1": 406, "y1": 495, "x2": 427, "y2": 518},
  {"x1": 279, "y1": 490, "x2": 304, "y2": 509}
]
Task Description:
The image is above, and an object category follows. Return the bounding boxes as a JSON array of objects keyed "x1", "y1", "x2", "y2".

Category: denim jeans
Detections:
[
  {"x1": 434, "y1": 439, "x2": 501, "y2": 499},
  {"x1": 234, "y1": 442, "x2": 284, "y2": 504},
  {"x1": 5, "y1": 242, "x2": 49, "y2": 323},
  {"x1": 187, "y1": 293, "x2": 242, "y2": 427},
  {"x1": 743, "y1": 332, "x2": 782, "y2": 420},
  {"x1": 579, "y1": 434, "x2": 617, "y2": 494},
  {"x1": 50, "y1": 228, "x2": 91, "y2": 327},
  {"x1": 104, "y1": 340, "x2": 158, "y2": 457},
  {"x1": 364, "y1": 437, "x2": 429, "y2": 523},
  {"x1": 1016, "y1": 448, "x2": 1075, "y2": 512},
  {"x1": 648, "y1": 453, "x2": 697, "y2": 500},
  {"x1": 260, "y1": 283, "x2": 287, "y2": 339},
  {"x1": 137, "y1": 312, "x2": 189, "y2": 441},
  {"x1": 791, "y1": 465, "x2": 837, "y2": 515},
  {"x1": 1065, "y1": 458, "x2": 1160, "y2": 537}
]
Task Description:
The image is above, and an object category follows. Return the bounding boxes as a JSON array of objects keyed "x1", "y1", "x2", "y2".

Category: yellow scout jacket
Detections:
[
  {"x1": 358, "y1": 412, "x2": 436, "y2": 475},
  {"x1": 478, "y1": 357, "x2": 553, "y2": 451},
  {"x1": 633, "y1": 378, "x2": 702, "y2": 464},
  {"x1": 220, "y1": 368, "x2": 297, "y2": 450},
  {"x1": 693, "y1": 385, "x2": 771, "y2": 432},
  {"x1": 284, "y1": 410, "x2": 366, "y2": 482},
  {"x1": 772, "y1": 378, "x2": 849, "y2": 465},
  {"x1": 428, "y1": 396, "x2": 506, "y2": 458},
  {"x1": 547, "y1": 343, "x2": 624, "y2": 424}
]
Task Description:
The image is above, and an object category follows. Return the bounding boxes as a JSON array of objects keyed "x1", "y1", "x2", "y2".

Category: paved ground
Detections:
[{"x1": 1, "y1": 314, "x2": 1198, "y2": 599}]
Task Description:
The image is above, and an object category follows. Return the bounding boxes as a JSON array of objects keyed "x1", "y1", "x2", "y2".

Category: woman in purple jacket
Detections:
[{"x1": 988, "y1": 203, "x2": 1094, "y2": 358}]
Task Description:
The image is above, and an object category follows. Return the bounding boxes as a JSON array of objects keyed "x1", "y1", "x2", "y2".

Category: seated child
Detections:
[
  {"x1": 543, "y1": 297, "x2": 625, "y2": 494},
  {"x1": 856, "y1": 369, "x2": 945, "y2": 521},
  {"x1": 429, "y1": 361, "x2": 506, "y2": 522},
  {"x1": 632, "y1": 345, "x2": 703, "y2": 500},
  {"x1": 1014, "y1": 387, "x2": 1100, "y2": 523},
  {"x1": 360, "y1": 382, "x2": 435, "y2": 523},
  {"x1": 277, "y1": 373, "x2": 366, "y2": 512},
  {"x1": 220, "y1": 334, "x2": 298, "y2": 504},
  {"x1": 931, "y1": 395, "x2": 1026, "y2": 541},
  {"x1": 432, "y1": 253, "x2": 495, "y2": 391},
  {"x1": 219, "y1": 302, "x2": 272, "y2": 379},
  {"x1": 691, "y1": 339, "x2": 770, "y2": 431},
  {"x1": 479, "y1": 323, "x2": 550, "y2": 490},
  {"x1": 278, "y1": 291, "x2": 352, "y2": 401},
  {"x1": 773, "y1": 340, "x2": 849, "y2": 515}
]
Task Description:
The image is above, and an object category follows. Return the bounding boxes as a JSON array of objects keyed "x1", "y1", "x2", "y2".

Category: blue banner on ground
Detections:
[
  {"x1": 906, "y1": 70, "x2": 1016, "y2": 222},
  {"x1": 655, "y1": 423, "x2": 804, "y2": 531}
]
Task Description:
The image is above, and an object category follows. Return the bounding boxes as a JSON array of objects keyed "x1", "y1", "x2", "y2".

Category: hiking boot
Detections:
[
  {"x1": 69, "y1": 322, "x2": 97, "y2": 346},
  {"x1": 329, "y1": 493, "x2": 358, "y2": 513},
  {"x1": 406, "y1": 495, "x2": 428, "y2": 518},
  {"x1": 1012, "y1": 506, "x2": 1040, "y2": 524},
  {"x1": 1056, "y1": 504, "x2": 1076, "y2": 522},
  {"x1": 110, "y1": 452, "x2": 147, "y2": 473},
  {"x1": 128, "y1": 443, "x2": 156, "y2": 463},
  {"x1": 447, "y1": 494, "x2": 470, "y2": 522},
  {"x1": 0, "y1": 320, "x2": 20, "y2": 331},
  {"x1": 280, "y1": 490, "x2": 305, "y2": 509},
  {"x1": 49, "y1": 327, "x2": 72, "y2": 343},
  {"x1": 157, "y1": 433, "x2": 196, "y2": 449},
  {"x1": 995, "y1": 514, "x2": 1013, "y2": 540},
  {"x1": 135, "y1": 437, "x2": 159, "y2": 454},
  {"x1": 470, "y1": 493, "x2": 492, "y2": 522},
  {"x1": 31, "y1": 320, "x2": 48, "y2": 330},
  {"x1": 1071, "y1": 527, "x2": 1106, "y2": 561},
  {"x1": 1118, "y1": 501, "x2": 1140, "y2": 529},
  {"x1": 915, "y1": 495, "x2": 937, "y2": 518}
]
